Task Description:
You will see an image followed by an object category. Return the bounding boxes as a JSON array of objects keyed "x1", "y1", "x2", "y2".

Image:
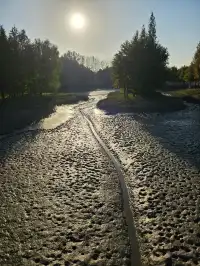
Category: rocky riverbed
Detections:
[
  {"x1": 84, "y1": 101, "x2": 200, "y2": 266},
  {"x1": 1, "y1": 89, "x2": 200, "y2": 266},
  {"x1": 0, "y1": 112, "x2": 130, "y2": 266}
]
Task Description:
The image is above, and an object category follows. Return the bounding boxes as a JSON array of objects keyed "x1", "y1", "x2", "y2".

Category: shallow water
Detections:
[
  {"x1": 0, "y1": 90, "x2": 111, "y2": 139},
  {"x1": 27, "y1": 105, "x2": 75, "y2": 130}
]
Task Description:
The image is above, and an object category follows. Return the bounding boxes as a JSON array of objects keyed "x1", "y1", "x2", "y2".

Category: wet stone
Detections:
[
  {"x1": 87, "y1": 102, "x2": 200, "y2": 265},
  {"x1": 0, "y1": 113, "x2": 130, "y2": 266}
]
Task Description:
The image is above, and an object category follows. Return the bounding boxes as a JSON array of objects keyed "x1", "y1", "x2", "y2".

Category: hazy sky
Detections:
[{"x1": 0, "y1": 0, "x2": 199, "y2": 66}]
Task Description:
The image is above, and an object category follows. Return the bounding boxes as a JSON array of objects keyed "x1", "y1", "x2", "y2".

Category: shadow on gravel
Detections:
[
  {"x1": 0, "y1": 130, "x2": 39, "y2": 163},
  {"x1": 133, "y1": 104, "x2": 200, "y2": 170},
  {"x1": 0, "y1": 96, "x2": 56, "y2": 135},
  {"x1": 0, "y1": 97, "x2": 49, "y2": 161}
]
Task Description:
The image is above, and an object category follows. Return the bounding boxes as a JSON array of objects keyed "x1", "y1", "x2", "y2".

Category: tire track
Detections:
[{"x1": 80, "y1": 109, "x2": 142, "y2": 266}]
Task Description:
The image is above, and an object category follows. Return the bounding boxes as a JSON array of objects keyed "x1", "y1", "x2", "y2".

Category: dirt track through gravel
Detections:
[
  {"x1": 0, "y1": 113, "x2": 130, "y2": 266},
  {"x1": 2, "y1": 89, "x2": 200, "y2": 266},
  {"x1": 86, "y1": 104, "x2": 200, "y2": 266},
  {"x1": 81, "y1": 111, "x2": 141, "y2": 266}
]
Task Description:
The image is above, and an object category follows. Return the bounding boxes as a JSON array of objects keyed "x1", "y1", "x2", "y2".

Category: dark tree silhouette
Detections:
[
  {"x1": 0, "y1": 25, "x2": 111, "y2": 100},
  {"x1": 112, "y1": 13, "x2": 169, "y2": 97}
]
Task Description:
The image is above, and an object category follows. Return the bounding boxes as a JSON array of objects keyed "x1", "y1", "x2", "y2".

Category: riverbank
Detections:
[
  {"x1": 97, "y1": 91, "x2": 185, "y2": 114},
  {"x1": 168, "y1": 88, "x2": 200, "y2": 104},
  {"x1": 0, "y1": 93, "x2": 88, "y2": 135}
]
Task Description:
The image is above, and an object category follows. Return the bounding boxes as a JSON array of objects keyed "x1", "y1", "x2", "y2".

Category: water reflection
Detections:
[{"x1": 27, "y1": 105, "x2": 75, "y2": 130}]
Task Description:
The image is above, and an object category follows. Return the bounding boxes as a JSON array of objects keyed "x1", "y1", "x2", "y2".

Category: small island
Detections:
[
  {"x1": 97, "y1": 90, "x2": 185, "y2": 114},
  {"x1": 97, "y1": 13, "x2": 200, "y2": 114}
]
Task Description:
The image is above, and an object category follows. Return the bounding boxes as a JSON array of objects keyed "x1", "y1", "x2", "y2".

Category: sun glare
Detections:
[{"x1": 69, "y1": 13, "x2": 86, "y2": 30}]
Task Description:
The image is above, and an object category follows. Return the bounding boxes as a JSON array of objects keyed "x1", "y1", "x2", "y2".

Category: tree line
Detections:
[
  {"x1": 0, "y1": 26, "x2": 61, "y2": 99},
  {"x1": 112, "y1": 13, "x2": 200, "y2": 98},
  {"x1": 0, "y1": 25, "x2": 112, "y2": 99},
  {"x1": 60, "y1": 51, "x2": 111, "y2": 92},
  {"x1": 167, "y1": 43, "x2": 200, "y2": 87},
  {"x1": 2, "y1": 16, "x2": 199, "y2": 101}
]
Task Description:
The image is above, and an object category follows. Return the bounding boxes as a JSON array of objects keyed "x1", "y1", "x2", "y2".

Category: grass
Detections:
[
  {"x1": 52, "y1": 92, "x2": 88, "y2": 105},
  {"x1": 169, "y1": 88, "x2": 200, "y2": 100},
  {"x1": 107, "y1": 90, "x2": 135, "y2": 102},
  {"x1": 40, "y1": 92, "x2": 89, "y2": 105},
  {"x1": 97, "y1": 90, "x2": 185, "y2": 114}
]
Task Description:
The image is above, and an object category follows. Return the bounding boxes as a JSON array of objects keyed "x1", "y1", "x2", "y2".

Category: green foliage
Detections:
[
  {"x1": 167, "y1": 66, "x2": 179, "y2": 81},
  {"x1": 167, "y1": 64, "x2": 195, "y2": 83},
  {"x1": 0, "y1": 25, "x2": 111, "y2": 99},
  {"x1": 167, "y1": 42, "x2": 200, "y2": 84},
  {"x1": 112, "y1": 13, "x2": 169, "y2": 97},
  {"x1": 0, "y1": 25, "x2": 60, "y2": 99},
  {"x1": 193, "y1": 42, "x2": 200, "y2": 80},
  {"x1": 183, "y1": 65, "x2": 195, "y2": 82},
  {"x1": 178, "y1": 66, "x2": 189, "y2": 82},
  {"x1": 0, "y1": 25, "x2": 10, "y2": 99},
  {"x1": 170, "y1": 88, "x2": 200, "y2": 100},
  {"x1": 148, "y1": 12, "x2": 157, "y2": 42}
]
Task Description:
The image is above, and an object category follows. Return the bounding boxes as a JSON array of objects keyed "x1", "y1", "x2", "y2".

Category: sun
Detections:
[{"x1": 70, "y1": 13, "x2": 86, "y2": 30}]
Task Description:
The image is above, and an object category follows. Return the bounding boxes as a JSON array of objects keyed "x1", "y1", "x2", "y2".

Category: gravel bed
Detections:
[
  {"x1": 0, "y1": 114, "x2": 130, "y2": 266},
  {"x1": 86, "y1": 104, "x2": 200, "y2": 266}
]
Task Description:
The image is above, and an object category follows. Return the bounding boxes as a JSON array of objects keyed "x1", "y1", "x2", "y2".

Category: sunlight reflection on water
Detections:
[
  {"x1": 28, "y1": 105, "x2": 75, "y2": 130},
  {"x1": 93, "y1": 108, "x2": 105, "y2": 116}
]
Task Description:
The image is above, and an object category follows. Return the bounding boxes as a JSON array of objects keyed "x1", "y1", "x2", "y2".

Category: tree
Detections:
[
  {"x1": 148, "y1": 12, "x2": 156, "y2": 42},
  {"x1": 60, "y1": 51, "x2": 111, "y2": 92},
  {"x1": 8, "y1": 26, "x2": 21, "y2": 96},
  {"x1": 95, "y1": 67, "x2": 112, "y2": 88},
  {"x1": 177, "y1": 66, "x2": 187, "y2": 82},
  {"x1": 193, "y1": 42, "x2": 200, "y2": 81},
  {"x1": 0, "y1": 25, "x2": 62, "y2": 98},
  {"x1": 112, "y1": 51, "x2": 128, "y2": 98},
  {"x1": 0, "y1": 24, "x2": 112, "y2": 99},
  {"x1": 132, "y1": 30, "x2": 139, "y2": 43},
  {"x1": 167, "y1": 66, "x2": 179, "y2": 81},
  {"x1": 38, "y1": 40, "x2": 60, "y2": 94},
  {"x1": 183, "y1": 65, "x2": 195, "y2": 82},
  {"x1": 60, "y1": 52, "x2": 94, "y2": 92},
  {"x1": 0, "y1": 25, "x2": 10, "y2": 99},
  {"x1": 17, "y1": 29, "x2": 31, "y2": 96},
  {"x1": 112, "y1": 13, "x2": 169, "y2": 97}
]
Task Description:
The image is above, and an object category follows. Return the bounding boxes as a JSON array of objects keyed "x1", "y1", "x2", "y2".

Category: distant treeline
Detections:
[
  {"x1": 60, "y1": 51, "x2": 112, "y2": 92},
  {"x1": 166, "y1": 60, "x2": 200, "y2": 89},
  {"x1": 0, "y1": 25, "x2": 112, "y2": 99}
]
